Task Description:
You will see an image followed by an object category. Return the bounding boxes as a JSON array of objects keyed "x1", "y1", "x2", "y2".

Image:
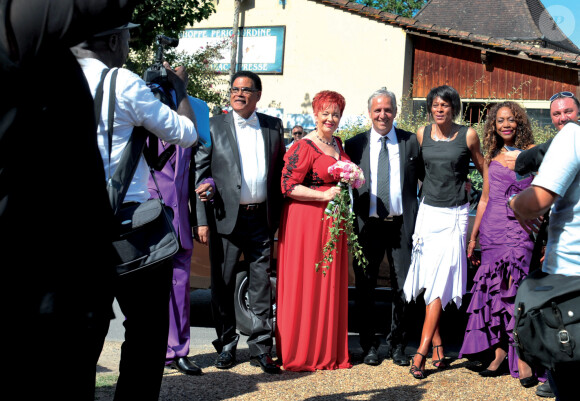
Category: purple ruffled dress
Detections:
[{"x1": 459, "y1": 161, "x2": 540, "y2": 378}]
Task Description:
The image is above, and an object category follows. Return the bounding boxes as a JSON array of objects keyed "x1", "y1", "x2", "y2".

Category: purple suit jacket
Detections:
[{"x1": 148, "y1": 144, "x2": 194, "y2": 251}]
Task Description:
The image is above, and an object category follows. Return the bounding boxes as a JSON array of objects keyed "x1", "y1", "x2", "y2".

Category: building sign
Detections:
[{"x1": 178, "y1": 26, "x2": 285, "y2": 74}]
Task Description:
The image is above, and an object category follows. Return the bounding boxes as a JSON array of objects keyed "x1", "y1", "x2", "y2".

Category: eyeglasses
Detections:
[
  {"x1": 550, "y1": 91, "x2": 576, "y2": 103},
  {"x1": 230, "y1": 87, "x2": 259, "y2": 95},
  {"x1": 293, "y1": 132, "x2": 304, "y2": 136}
]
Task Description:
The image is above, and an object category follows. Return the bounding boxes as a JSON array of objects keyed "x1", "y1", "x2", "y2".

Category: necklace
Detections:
[
  {"x1": 434, "y1": 125, "x2": 453, "y2": 142},
  {"x1": 316, "y1": 133, "x2": 334, "y2": 146}
]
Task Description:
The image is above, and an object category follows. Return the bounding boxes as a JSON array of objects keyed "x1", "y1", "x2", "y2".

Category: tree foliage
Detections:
[
  {"x1": 125, "y1": 0, "x2": 229, "y2": 108},
  {"x1": 130, "y1": 0, "x2": 215, "y2": 52},
  {"x1": 357, "y1": 0, "x2": 427, "y2": 17}
]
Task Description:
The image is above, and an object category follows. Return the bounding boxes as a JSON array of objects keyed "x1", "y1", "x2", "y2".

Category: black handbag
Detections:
[
  {"x1": 514, "y1": 269, "x2": 580, "y2": 370},
  {"x1": 95, "y1": 68, "x2": 179, "y2": 276}
]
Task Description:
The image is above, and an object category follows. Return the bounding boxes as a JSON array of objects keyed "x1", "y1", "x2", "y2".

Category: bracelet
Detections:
[
  {"x1": 468, "y1": 239, "x2": 476, "y2": 243},
  {"x1": 507, "y1": 193, "x2": 517, "y2": 211}
]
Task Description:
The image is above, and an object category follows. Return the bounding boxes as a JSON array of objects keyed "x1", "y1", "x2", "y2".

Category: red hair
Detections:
[{"x1": 312, "y1": 90, "x2": 346, "y2": 115}]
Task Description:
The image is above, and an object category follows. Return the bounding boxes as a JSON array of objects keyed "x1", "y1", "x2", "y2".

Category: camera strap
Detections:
[{"x1": 142, "y1": 83, "x2": 177, "y2": 170}]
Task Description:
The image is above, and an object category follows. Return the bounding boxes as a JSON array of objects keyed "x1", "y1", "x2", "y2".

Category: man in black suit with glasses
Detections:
[{"x1": 193, "y1": 70, "x2": 285, "y2": 374}]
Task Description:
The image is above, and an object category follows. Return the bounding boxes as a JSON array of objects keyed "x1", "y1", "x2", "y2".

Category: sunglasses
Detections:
[{"x1": 550, "y1": 91, "x2": 576, "y2": 103}]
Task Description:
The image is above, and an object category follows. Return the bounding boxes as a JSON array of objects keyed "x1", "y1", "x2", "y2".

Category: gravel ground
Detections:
[{"x1": 96, "y1": 340, "x2": 545, "y2": 400}]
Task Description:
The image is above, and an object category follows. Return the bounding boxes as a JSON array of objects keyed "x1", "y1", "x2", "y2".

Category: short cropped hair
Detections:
[
  {"x1": 367, "y1": 88, "x2": 397, "y2": 114},
  {"x1": 312, "y1": 90, "x2": 346, "y2": 115},
  {"x1": 230, "y1": 70, "x2": 262, "y2": 91},
  {"x1": 426, "y1": 85, "x2": 462, "y2": 119}
]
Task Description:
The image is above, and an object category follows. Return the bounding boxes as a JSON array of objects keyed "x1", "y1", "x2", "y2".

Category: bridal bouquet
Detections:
[{"x1": 316, "y1": 160, "x2": 368, "y2": 274}]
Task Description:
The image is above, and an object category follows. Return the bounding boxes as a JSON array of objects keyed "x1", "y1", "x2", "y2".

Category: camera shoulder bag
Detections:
[
  {"x1": 96, "y1": 68, "x2": 179, "y2": 276},
  {"x1": 514, "y1": 268, "x2": 580, "y2": 370}
]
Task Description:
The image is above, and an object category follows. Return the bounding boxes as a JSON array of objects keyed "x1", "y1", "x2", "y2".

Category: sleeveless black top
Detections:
[{"x1": 421, "y1": 124, "x2": 471, "y2": 207}]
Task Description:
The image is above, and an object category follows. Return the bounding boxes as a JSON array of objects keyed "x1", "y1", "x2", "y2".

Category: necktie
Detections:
[{"x1": 377, "y1": 136, "x2": 390, "y2": 218}]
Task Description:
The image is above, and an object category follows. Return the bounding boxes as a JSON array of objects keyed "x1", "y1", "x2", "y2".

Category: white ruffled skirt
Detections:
[{"x1": 403, "y1": 201, "x2": 469, "y2": 309}]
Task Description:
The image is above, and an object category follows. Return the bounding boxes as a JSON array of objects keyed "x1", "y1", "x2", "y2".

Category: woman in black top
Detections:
[{"x1": 403, "y1": 85, "x2": 484, "y2": 379}]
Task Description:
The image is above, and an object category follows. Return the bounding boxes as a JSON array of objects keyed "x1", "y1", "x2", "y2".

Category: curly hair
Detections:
[
  {"x1": 312, "y1": 90, "x2": 346, "y2": 116},
  {"x1": 483, "y1": 101, "x2": 535, "y2": 163}
]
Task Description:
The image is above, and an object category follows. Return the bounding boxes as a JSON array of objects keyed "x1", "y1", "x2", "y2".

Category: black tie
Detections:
[{"x1": 377, "y1": 136, "x2": 390, "y2": 218}]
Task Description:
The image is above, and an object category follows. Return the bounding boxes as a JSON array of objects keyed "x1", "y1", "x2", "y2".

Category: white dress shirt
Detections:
[
  {"x1": 232, "y1": 110, "x2": 267, "y2": 204},
  {"x1": 78, "y1": 58, "x2": 197, "y2": 203},
  {"x1": 369, "y1": 126, "x2": 403, "y2": 217}
]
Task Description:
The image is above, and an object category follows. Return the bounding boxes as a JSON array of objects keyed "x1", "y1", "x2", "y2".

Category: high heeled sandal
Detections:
[
  {"x1": 432, "y1": 345, "x2": 447, "y2": 369},
  {"x1": 479, "y1": 357, "x2": 509, "y2": 377},
  {"x1": 410, "y1": 352, "x2": 426, "y2": 379}
]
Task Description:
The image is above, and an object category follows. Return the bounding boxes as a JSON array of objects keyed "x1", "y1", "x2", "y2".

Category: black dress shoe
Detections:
[
  {"x1": 250, "y1": 354, "x2": 281, "y2": 374},
  {"x1": 173, "y1": 357, "x2": 202, "y2": 376},
  {"x1": 392, "y1": 345, "x2": 408, "y2": 366},
  {"x1": 215, "y1": 350, "x2": 236, "y2": 369},
  {"x1": 363, "y1": 346, "x2": 380, "y2": 366},
  {"x1": 536, "y1": 382, "x2": 555, "y2": 398},
  {"x1": 520, "y1": 375, "x2": 539, "y2": 388},
  {"x1": 479, "y1": 358, "x2": 508, "y2": 377}
]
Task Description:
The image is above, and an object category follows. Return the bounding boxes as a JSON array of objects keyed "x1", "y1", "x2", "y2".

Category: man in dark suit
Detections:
[
  {"x1": 1, "y1": 2, "x2": 139, "y2": 400},
  {"x1": 345, "y1": 88, "x2": 424, "y2": 366},
  {"x1": 193, "y1": 71, "x2": 285, "y2": 374}
]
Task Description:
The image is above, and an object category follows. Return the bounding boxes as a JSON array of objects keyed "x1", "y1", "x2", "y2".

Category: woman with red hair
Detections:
[{"x1": 276, "y1": 90, "x2": 353, "y2": 371}]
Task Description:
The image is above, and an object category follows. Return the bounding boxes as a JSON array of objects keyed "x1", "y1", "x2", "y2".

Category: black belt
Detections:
[
  {"x1": 239, "y1": 203, "x2": 265, "y2": 212},
  {"x1": 369, "y1": 215, "x2": 403, "y2": 222}
]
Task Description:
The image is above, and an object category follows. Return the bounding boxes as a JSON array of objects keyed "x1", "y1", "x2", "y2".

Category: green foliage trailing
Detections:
[
  {"x1": 316, "y1": 183, "x2": 368, "y2": 274},
  {"x1": 357, "y1": 0, "x2": 428, "y2": 17}
]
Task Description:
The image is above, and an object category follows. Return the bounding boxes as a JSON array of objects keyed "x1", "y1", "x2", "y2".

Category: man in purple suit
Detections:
[{"x1": 148, "y1": 97, "x2": 213, "y2": 375}]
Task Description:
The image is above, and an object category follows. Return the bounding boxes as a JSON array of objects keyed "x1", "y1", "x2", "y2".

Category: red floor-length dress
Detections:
[{"x1": 276, "y1": 138, "x2": 352, "y2": 371}]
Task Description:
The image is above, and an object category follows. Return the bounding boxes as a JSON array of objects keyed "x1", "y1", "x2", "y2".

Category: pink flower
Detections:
[{"x1": 328, "y1": 161, "x2": 365, "y2": 189}]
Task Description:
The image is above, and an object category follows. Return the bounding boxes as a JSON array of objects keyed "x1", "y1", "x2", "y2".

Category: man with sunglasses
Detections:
[
  {"x1": 193, "y1": 70, "x2": 285, "y2": 374},
  {"x1": 286, "y1": 125, "x2": 304, "y2": 150},
  {"x1": 505, "y1": 91, "x2": 579, "y2": 175}
]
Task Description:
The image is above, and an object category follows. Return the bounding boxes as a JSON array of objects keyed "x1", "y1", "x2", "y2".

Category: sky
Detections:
[{"x1": 540, "y1": 0, "x2": 580, "y2": 48}]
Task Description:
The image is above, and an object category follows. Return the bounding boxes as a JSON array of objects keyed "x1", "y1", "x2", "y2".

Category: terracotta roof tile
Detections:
[
  {"x1": 397, "y1": 16, "x2": 416, "y2": 25},
  {"x1": 328, "y1": 0, "x2": 348, "y2": 5},
  {"x1": 378, "y1": 11, "x2": 399, "y2": 20},
  {"x1": 470, "y1": 34, "x2": 491, "y2": 42},
  {"x1": 346, "y1": 2, "x2": 364, "y2": 11},
  {"x1": 533, "y1": 47, "x2": 556, "y2": 55}
]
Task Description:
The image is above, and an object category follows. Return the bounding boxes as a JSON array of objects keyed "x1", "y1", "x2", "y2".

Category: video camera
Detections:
[
  {"x1": 143, "y1": 35, "x2": 180, "y2": 170},
  {"x1": 143, "y1": 35, "x2": 180, "y2": 86}
]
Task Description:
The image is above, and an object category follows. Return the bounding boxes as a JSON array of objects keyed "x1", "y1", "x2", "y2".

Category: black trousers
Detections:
[
  {"x1": 354, "y1": 216, "x2": 411, "y2": 352},
  {"x1": 113, "y1": 259, "x2": 173, "y2": 401},
  {"x1": 209, "y1": 206, "x2": 274, "y2": 356},
  {"x1": 548, "y1": 362, "x2": 580, "y2": 401}
]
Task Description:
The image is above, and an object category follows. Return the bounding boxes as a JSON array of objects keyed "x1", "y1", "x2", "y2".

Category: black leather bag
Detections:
[
  {"x1": 514, "y1": 269, "x2": 580, "y2": 370},
  {"x1": 112, "y1": 199, "x2": 178, "y2": 275},
  {"x1": 96, "y1": 68, "x2": 178, "y2": 276}
]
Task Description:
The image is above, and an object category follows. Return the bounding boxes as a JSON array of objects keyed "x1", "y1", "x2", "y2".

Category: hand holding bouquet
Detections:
[{"x1": 316, "y1": 160, "x2": 368, "y2": 274}]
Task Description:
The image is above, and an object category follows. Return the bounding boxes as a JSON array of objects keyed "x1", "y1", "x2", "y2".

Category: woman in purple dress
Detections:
[{"x1": 459, "y1": 101, "x2": 541, "y2": 387}]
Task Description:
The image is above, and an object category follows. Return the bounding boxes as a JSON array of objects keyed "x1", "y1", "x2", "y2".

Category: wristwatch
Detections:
[{"x1": 507, "y1": 194, "x2": 517, "y2": 211}]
